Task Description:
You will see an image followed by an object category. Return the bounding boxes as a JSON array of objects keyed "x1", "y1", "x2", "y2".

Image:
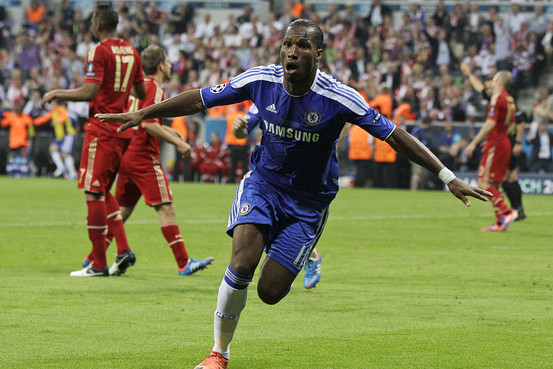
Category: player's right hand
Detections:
[{"x1": 95, "y1": 112, "x2": 143, "y2": 132}]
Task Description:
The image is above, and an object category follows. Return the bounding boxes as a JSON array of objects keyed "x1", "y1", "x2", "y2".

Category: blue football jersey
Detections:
[{"x1": 201, "y1": 65, "x2": 396, "y2": 199}]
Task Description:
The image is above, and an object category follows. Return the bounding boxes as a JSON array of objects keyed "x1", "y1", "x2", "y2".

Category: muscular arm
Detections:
[
  {"x1": 386, "y1": 128, "x2": 443, "y2": 175},
  {"x1": 470, "y1": 118, "x2": 496, "y2": 147},
  {"x1": 96, "y1": 89, "x2": 207, "y2": 131},
  {"x1": 41, "y1": 83, "x2": 100, "y2": 107}
]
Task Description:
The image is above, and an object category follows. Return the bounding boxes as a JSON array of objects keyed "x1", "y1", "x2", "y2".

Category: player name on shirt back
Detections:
[{"x1": 110, "y1": 46, "x2": 134, "y2": 55}]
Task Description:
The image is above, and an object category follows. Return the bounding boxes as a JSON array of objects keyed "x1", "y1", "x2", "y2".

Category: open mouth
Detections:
[{"x1": 285, "y1": 62, "x2": 299, "y2": 74}]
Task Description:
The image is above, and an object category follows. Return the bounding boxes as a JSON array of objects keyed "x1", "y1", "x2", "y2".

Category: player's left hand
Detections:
[
  {"x1": 41, "y1": 91, "x2": 57, "y2": 109},
  {"x1": 95, "y1": 112, "x2": 143, "y2": 132},
  {"x1": 447, "y1": 178, "x2": 492, "y2": 207}
]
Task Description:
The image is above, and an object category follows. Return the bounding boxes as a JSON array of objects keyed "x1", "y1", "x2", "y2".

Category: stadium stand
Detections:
[{"x1": 0, "y1": 0, "x2": 552, "y2": 185}]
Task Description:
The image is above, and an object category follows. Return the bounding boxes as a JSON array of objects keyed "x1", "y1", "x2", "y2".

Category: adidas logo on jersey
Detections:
[{"x1": 266, "y1": 104, "x2": 277, "y2": 113}]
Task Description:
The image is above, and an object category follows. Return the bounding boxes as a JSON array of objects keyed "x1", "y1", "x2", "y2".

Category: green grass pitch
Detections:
[{"x1": 1, "y1": 176, "x2": 552, "y2": 368}]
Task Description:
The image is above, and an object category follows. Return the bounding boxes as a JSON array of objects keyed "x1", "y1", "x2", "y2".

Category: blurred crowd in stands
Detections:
[{"x1": 0, "y1": 0, "x2": 552, "y2": 185}]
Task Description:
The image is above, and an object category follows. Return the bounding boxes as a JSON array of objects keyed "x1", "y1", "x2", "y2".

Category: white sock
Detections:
[
  {"x1": 51, "y1": 151, "x2": 64, "y2": 173},
  {"x1": 63, "y1": 155, "x2": 77, "y2": 178},
  {"x1": 212, "y1": 267, "x2": 251, "y2": 359}
]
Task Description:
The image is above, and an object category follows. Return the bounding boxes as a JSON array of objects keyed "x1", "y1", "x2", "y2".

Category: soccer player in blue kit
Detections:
[{"x1": 97, "y1": 19, "x2": 491, "y2": 369}]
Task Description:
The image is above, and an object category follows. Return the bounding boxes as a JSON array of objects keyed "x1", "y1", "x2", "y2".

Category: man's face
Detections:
[
  {"x1": 91, "y1": 14, "x2": 100, "y2": 39},
  {"x1": 280, "y1": 25, "x2": 321, "y2": 85}
]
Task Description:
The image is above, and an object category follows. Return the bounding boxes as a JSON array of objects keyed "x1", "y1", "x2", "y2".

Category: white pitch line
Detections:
[{"x1": 2, "y1": 211, "x2": 552, "y2": 228}]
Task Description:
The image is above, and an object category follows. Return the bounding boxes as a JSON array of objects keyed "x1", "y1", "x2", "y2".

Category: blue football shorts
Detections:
[{"x1": 227, "y1": 172, "x2": 329, "y2": 275}]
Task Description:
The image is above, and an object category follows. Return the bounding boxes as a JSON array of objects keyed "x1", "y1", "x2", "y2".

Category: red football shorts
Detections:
[
  {"x1": 78, "y1": 132, "x2": 130, "y2": 193},
  {"x1": 115, "y1": 149, "x2": 173, "y2": 207},
  {"x1": 478, "y1": 141, "x2": 511, "y2": 183}
]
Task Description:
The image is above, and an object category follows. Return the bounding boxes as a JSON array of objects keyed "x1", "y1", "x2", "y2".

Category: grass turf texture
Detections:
[{"x1": 1, "y1": 176, "x2": 552, "y2": 369}]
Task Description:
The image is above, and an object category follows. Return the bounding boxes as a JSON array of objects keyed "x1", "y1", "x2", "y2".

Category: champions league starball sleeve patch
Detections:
[{"x1": 210, "y1": 83, "x2": 227, "y2": 93}]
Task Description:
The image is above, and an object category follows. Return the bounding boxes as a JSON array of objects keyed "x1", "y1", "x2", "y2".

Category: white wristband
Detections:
[{"x1": 438, "y1": 168, "x2": 456, "y2": 184}]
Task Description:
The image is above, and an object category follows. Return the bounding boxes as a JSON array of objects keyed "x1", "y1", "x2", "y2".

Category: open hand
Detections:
[
  {"x1": 95, "y1": 112, "x2": 144, "y2": 132},
  {"x1": 447, "y1": 178, "x2": 492, "y2": 207}
]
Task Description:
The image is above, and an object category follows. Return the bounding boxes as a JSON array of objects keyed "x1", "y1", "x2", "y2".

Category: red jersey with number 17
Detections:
[
  {"x1": 485, "y1": 91, "x2": 515, "y2": 145},
  {"x1": 127, "y1": 76, "x2": 164, "y2": 155},
  {"x1": 84, "y1": 38, "x2": 144, "y2": 138}
]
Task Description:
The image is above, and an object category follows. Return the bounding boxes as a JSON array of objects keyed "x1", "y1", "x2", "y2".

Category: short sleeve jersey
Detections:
[
  {"x1": 200, "y1": 65, "x2": 396, "y2": 199},
  {"x1": 486, "y1": 90, "x2": 515, "y2": 144},
  {"x1": 127, "y1": 77, "x2": 164, "y2": 154},
  {"x1": 84, "y1": 38, "x2": 144, "y2": 138}
]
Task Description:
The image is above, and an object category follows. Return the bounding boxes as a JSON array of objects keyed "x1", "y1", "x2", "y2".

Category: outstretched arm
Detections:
[
  {"x1": 386, "y1": 128, "x2": 491, "y2": 206},
  {"x1": 465, "y1": 118, "x2": 496, "y2": 157},
  {"x1": 41, "y1": 83, "x2": 100, "y2": 108},
  {"x1": 96, "y1": 89, "x2": 206, "y2": 132},
  {"x1": 460, "y1": 63, "x2": 484, "y2": 94},
  {"x1": 142, "y1": 123, "x2": 192, "y2": 157}
]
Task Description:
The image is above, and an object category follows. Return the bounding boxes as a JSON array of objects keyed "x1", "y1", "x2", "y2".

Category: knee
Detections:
[
  {"x1": 257, "y1": 282, "x2": 289, "y2": 305},
  {"x1": 257, "y1": 284, "x2": 288, "y2": 305},
  {"x1": 230, "y1": 261, "x2": 256, "y2": 277}
]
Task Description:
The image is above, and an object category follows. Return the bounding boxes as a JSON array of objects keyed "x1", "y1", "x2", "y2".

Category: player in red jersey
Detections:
[
  {"x1": 41, "y1": 4, "x2": 146, "y2": 276},
  {"x1": 83, "y1": 45, "x2": 214, "y2": 275},
  {"x1": 466, "y1": 71, "x2": 518, "y2": 232}
]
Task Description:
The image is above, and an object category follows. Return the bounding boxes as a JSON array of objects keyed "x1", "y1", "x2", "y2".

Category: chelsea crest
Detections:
[{"x1": 304, "y1": 110, "x2": 321, "y2": 126}]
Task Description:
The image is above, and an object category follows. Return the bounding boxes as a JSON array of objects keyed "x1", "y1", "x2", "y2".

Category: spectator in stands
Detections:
[
  {"x1": 447, "y1": 3, "x2": 467, "y2": 63},
  {"x1": 526, "y1": 121, "x2": 553, "y2": 173},
  {"x1": 26, "y1": 0, "x2": 47, "y2": 27},
  {"x1": 348, "y1": 123, "x2": 374, "y2": 188},
  {"x1": 529, "y1": 5, "x2": 548, "y2": 37},
  {"x1": 437, "y1": 121, "x2": 462, "y2": 170},
  {"x1": 410, "y1": 117, "x2": 437, "y2": 190},
  {"x1": 0, "y1": 4, "x2": 6, "y2": 23},
  {"x1": 507, "y1": 3, "x2": 526, "y2": 35},
  {"x1": 542, "y1": 22, "x2": 553, "y2": 70},
  {"x1": 237, "y1": 4, "x2": 254, "y2": 24},
  {"x1": 363, "y1": 0, "x2": 391, "y2": 28},
  {"x1": 170, "y1": 115, "x2": 188, "y2": 182},
  {"x1": 532, "y1": 88, "x2": 553, "y2": 125},
  {"x1": 225, "y1": 102, "x2": 250, "y2": 183},
  {"x1": 1, "y1": 101, "x2": 32, "y2": 156},
  {"x1": 170, "y1": 2, "x2": 194, "y2": 34},
  {"x1": 424, "y1": 27, "x2": 454, "y2": 72},
  {"x1": 5, "y1": 68, "x2": 29, "y2": 109},
  {"x1": 494, "y1": 17, "x2": 512, "y2": 71},
  {"x1": 431, "y1": 0, "x2": 448, "y2": 28},
  {"x1": 195, "y1": 13, "x2": 216, "y2": 39}
]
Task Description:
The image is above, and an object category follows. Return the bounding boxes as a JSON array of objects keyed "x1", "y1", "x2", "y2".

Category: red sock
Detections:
[
  {"x1": 105, "y1": 192, "x2": 130, "y2": 255},
  {"x1": 486, "y1": 186, "x2": 510, "y2": 223},
  {"x1": 85, "y1": 234, "x2": 112, "y2": 263},
  {"x1": 161, "y1": 225, "x2": 188, "y2": 269},
  {"x1": 86, "y1": 197, "x2": 108, "y2": 269}
]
